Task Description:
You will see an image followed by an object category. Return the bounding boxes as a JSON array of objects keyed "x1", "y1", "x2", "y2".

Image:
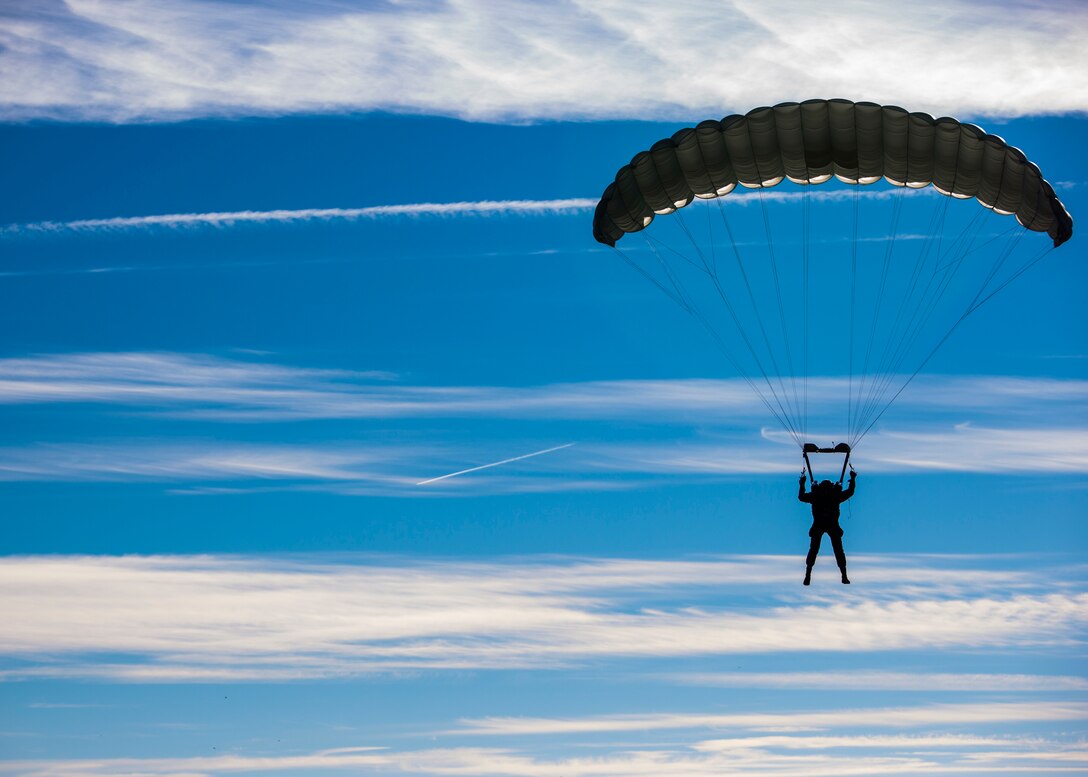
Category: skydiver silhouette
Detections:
[{"x1": 798, "y1": 469, "x2": 856, "y2": 585}]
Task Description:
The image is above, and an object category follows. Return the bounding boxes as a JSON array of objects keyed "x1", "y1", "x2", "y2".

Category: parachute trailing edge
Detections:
[{"x1": 592, "y1": 99, "x2": 1073, "y2": 248}]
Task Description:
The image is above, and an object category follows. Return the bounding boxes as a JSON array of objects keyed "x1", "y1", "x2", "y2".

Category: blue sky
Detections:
[{"x1": 1, "y1": 1, "x2": 1086, "y2": 775}]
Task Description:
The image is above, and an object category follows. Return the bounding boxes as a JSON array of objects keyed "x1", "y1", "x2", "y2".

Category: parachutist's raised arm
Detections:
[
  {"x1": 798, "y1": 474, "x2": 813, "y2": 503},
  {"x1": 840, "y1": 471, "x2": 857, "y2": 502}
]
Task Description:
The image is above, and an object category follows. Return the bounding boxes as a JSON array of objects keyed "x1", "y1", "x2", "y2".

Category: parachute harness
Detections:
[{"x1": 802, "y1": 443, "x2": 852, "y2": 486}]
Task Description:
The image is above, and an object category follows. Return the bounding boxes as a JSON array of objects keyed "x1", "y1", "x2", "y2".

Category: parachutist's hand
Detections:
[
  {"x1": 799, "y1": 474, "x2": 807, "y2": 485},
  {"x1": 849, "y1": 471, "x2": 857, "y2": 480}
]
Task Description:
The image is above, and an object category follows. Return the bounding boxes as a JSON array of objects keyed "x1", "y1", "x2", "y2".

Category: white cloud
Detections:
[
  {"x1": 693, "y1": 733, "x2": 1072, "y2": 751},
  {"x1": 0, "y1": 554, "x2": 1083, "y2": 680},
  {"x1": 0, "y1": 353, "x2": 1082, "y2": 490},
  {"x1": 2, "y1": 0, "x2": 1086, "y2": 122},
  {"x1": 667, "y1": 671, "x2": 1088, "y2": 692},
  {"x1": 0, "y1": 352, "x2": 1081, "y2": 424},
  {"x1": 0, "y1": 442, "x2": 392, "y2": 483},
  {"x1": 4, "y1": 735, "x2": 1088, "y2": 777},
  {"x1": 0, "y1": 420, "x2": 1084, "y2": 493},
  {"x1": 2, "y1": 554, "x2": 1083, "y2": 776},
  {"x1": 619, "y1": 424, "x2": 1088, "y2": 476},
  {"x1": 454, "y1": 702, "x2": 1088, "y2": 736}
]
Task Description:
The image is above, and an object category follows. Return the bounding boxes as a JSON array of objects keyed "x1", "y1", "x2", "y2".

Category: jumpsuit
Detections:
[{"x1": 798, "y1": 478, "x2": 855, "y2": 572}]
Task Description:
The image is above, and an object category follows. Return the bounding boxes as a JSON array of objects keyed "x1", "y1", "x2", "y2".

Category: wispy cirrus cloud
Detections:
[
  {"x1": 0, "y1": 423, "x2": 1083, "y2": 495},
  {"x1": 453, "y1": 702, "x2": 1088, "y2": 736},
  {"x1": 0, "y1": 352, "x2": 1082, "y2": 491},
  {"x1": 0, "y1": 352, "x2": 1082, "y2": 423},
  {"x1": 4, "y1": 553, "x2": 1085, "y2": 774},
  {"x1": 0, "y1": 442, "x2": 397, "y2": 484},
  {"x1": 2, "y1": 0, "x2": 1086, "y2": 123},
  {"x1": 4, "y1": 733, "x2": 1087, "y2": 777},
  {"x1": 633, "y1": 425, "x2": 1088, "y2": 476},
  {"x1": 1, "y1": 554, "x2": 1084, "y2": 681},
  {"x1": 6, "y1": 735, "x2": 1088, "y2": 777},
  {"x1": 667, "y1": 671, "x2": 1088, "y2": 692}
]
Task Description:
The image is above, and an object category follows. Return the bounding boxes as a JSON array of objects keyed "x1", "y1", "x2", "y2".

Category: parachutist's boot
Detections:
[
  {"x1": 840, "y1": 568, "x2": 850, "y2": 584},
  {"x1": 803, "y1": 567, "x2": 812, "y2": 586}
]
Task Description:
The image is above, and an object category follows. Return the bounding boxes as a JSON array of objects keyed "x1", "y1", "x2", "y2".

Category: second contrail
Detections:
[{"x1": 416, "y1": 443, "x2": 576, "y2": 486}]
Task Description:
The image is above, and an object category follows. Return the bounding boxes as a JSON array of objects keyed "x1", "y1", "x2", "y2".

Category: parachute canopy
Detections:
[
  {"x1": 593, "y1": 99, "x2": 1072, "y2": 248},
  {"x1": 590, "y1": 99, "x2": 1073, "y2": 450}
]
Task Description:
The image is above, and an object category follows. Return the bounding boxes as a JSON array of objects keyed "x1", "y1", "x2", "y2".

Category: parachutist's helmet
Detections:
[{"x1": 820, "y1": 480, "x2": 833, "y2": 489}]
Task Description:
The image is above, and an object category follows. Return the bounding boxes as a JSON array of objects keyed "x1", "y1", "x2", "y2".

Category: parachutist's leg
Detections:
[
  {"x1": 831, "y1": 533, "x2": 850, "y2": 584},
  {"x1": 804, "y1": 533, "x2": 821, "y2": 585},
  {"x1": 830, "y1": 534, "x2": 846, "y2": 569}
]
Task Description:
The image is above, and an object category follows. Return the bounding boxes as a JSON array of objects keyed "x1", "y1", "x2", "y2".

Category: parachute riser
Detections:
[{"x1": 802, "y1": 442, "x2": 851, "y2": 486}]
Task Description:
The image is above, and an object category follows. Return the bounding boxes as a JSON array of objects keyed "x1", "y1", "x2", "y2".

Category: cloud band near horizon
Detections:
[{"x1": 1, "y1": 553, "x2": 1083, "y2": 681}]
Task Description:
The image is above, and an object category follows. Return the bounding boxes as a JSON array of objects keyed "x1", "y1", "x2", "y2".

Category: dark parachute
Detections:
[
  {"x1": 593, "y1": 100, "x2": 1072, "y2": 248},
  {"x1": 591, "y1": 99, "x2": 1073, "y2": 449}
]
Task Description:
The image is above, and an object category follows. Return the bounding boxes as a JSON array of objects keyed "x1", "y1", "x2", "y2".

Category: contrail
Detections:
[
  {"x1": 1, "y1": 188, "x2": 926, "y2": 236},
  {"x1": 2, "y1": 199, "x2": 598, "y2": 235},
  {"x1": 417, "y1": 443, "x2": 576, "y2": 485}
]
